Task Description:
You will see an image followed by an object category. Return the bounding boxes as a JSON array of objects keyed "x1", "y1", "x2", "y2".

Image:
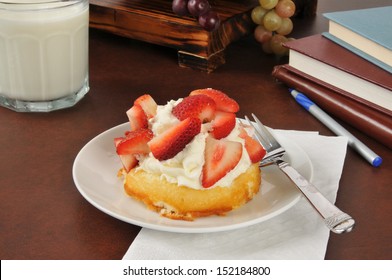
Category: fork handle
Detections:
[{"x1": 276, "y1": 160, "x2": 355, "y2": 234}]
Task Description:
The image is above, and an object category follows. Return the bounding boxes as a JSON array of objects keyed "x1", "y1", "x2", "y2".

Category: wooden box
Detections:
[{"x1": 89, "y1": 0, "x2": 317, "y2": 72}]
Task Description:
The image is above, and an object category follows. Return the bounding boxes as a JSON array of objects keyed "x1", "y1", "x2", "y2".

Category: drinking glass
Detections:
[{"x1": 0, "y1": 0, "x2": 89, "y2": 112}]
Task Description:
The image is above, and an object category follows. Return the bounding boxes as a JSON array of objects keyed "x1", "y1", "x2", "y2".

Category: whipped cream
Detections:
[{"x1": 137, "y1": 99, "x2": 252, "y2": 190}]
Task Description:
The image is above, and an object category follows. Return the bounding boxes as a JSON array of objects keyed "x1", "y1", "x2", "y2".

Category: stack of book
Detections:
[{"x1": 272, "y1": 6, "x2": 392, "y2": 149}]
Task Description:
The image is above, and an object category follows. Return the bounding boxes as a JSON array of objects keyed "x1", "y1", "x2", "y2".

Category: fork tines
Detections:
[
  {"x1": 244, "y1": 114, "x2": 280, "y2": 152},
  {"x1": 243, "y1": 114, "x2": 286, "y2": 166}
]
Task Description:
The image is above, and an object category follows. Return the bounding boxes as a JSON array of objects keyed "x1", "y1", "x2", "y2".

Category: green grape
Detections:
[
  {"x1": 275, "y1": 0, "x2": 296, "y2": 18},
  {"x1": 259, "y1": 0, "x2": 278, "y2": 10},
  {"x1": 254, "y1": 25, "x2": 273, "y2": 43},
  {"x1": 270, "y1": 34, "x2": 289, "y2": 56},
  {"x1": 251, "y1": 6, "x2": 268, "y2": 25},
  {"x1": 276, "y1": 17, "x2": 293, "y2": 35},
  {"x1": 255, "y1": 0, "x2": 296, "y2": 56},
  {"x1": 263, "y1": 10, "x2": 282, "y2": 31}
]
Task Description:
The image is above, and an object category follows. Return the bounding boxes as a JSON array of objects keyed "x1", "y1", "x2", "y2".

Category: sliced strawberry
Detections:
[
  {"x1": 238, "y1": 127, "x2": 266, "y2": 163},
  {"x1": 210, "y1": 111, "x2": 236, "y2": 139},
  {"x1": 201, "y1": 136, "x2": 242, "y2": 188},
  {"x1": 190, "y1": 88, "x2": 239, "y2": 113},
  {"x1": 126, "y1": 104, "x2": 148, "y2": 131},
  {"x1": 244, "y1": 136, "x2": 266, "y2": 163},
  {"x1": 114, "y1": 137, "x2": 138, "y2": 171},
  {"x1": 149, "y1": 117, "x2": 201, "y2": 161},
  {"x1": 114, "y1": 137, "x2": 124, "y2": 147},
  {"x1": 172, "y1": 95, "x2": 216, "y2": 123},
  {"x1": 116, "y1": 128, "x2": 153, "y2": 155},
  {"x1": 238, "y1": 125, "x2": 249, "y2": 138},
  {"x1": 134, "y1": 94, "x2": 157, "y2": 119},
  {"x1": 119, "y1": 154, "x2": 138, "y2": 172}
]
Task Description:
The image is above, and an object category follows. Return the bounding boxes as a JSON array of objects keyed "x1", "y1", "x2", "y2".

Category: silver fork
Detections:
[{"x1": 245, "y1": 114, "x2": 355, "y2": 234}]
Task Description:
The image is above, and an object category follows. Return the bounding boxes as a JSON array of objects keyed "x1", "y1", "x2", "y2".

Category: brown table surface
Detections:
[{"x1": 1, "y1": 0, "x2": 391, "y2": 260}]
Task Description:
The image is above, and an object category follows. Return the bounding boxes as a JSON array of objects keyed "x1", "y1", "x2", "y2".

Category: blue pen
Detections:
[{"x1": 290, "y1": 89, "x2": 382, "y2": 167}]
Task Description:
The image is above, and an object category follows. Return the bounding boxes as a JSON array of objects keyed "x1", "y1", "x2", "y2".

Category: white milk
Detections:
[{"x1": 0, "y1": 0, "x2": 89, "y2": 102}]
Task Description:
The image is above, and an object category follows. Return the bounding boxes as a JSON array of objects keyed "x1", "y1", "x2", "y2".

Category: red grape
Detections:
[
  {"x1": 254, "y1": 25, "x2": 272, "y2": 44},
  {"x1": 172, "y1": 0, "x2": 190, "y2": 16},
  {"x1": 198, "y1": 10, "x2": 220, "y2": 31},
  {"x1": 171, "y1": 0, "x2": 221, "y2": 32},
  {"x1": 187, "y1": 0, "x2": 211, "y2": 17}
]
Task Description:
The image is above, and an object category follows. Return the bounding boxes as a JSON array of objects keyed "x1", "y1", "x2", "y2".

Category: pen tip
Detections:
[{"x1": 372, "y1": 156, "x2": 382, "y2": 167}]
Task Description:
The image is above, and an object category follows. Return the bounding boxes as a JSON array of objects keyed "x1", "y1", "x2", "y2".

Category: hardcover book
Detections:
[
  {"x1": 323, "y1": 6, "x2": 392, "y2": 73},
  {"x1": 283, "y1": 34, "x2": 392, "y2": 114}
]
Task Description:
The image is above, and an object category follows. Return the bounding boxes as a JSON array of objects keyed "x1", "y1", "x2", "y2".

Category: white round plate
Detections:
[{"x1": 72, "y1": 122, "x2": 313, "y2": 233}]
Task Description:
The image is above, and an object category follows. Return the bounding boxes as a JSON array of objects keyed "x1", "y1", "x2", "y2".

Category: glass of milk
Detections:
[{"x1": 0, "y1": 0, "x2": 89, "y2": 112}]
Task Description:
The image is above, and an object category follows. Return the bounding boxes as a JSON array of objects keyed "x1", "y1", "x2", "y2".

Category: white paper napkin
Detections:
[{"x1": 123, "y1": 130, "x2": 348, "y2": 260}]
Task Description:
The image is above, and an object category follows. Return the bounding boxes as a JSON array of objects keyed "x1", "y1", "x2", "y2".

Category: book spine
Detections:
[{"x1": 272, "y1": 64, "x2": 392, "y2": 149}]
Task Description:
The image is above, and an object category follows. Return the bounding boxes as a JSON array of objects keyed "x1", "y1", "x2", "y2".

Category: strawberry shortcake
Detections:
[{"x1": 114, "y1": 88, "x2": 266, "y2": 220}]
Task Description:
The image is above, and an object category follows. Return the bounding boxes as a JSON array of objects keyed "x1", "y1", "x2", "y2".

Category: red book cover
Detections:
[{"x1": 272, "y1": 64, "x2": 392, "y2": 149}]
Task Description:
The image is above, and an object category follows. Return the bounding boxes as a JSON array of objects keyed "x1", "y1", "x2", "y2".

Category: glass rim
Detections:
[{"x1": 0, "y1": 0, "x2": 87, "y2": 12}]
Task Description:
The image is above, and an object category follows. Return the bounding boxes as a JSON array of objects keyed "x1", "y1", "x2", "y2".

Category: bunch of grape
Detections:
[
  {"x1": 251, "y1": 0, "x2": 296, "y2": 56},
  {"x1": 171, "y1": 0, "x2": 221, "y2": 31}
]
